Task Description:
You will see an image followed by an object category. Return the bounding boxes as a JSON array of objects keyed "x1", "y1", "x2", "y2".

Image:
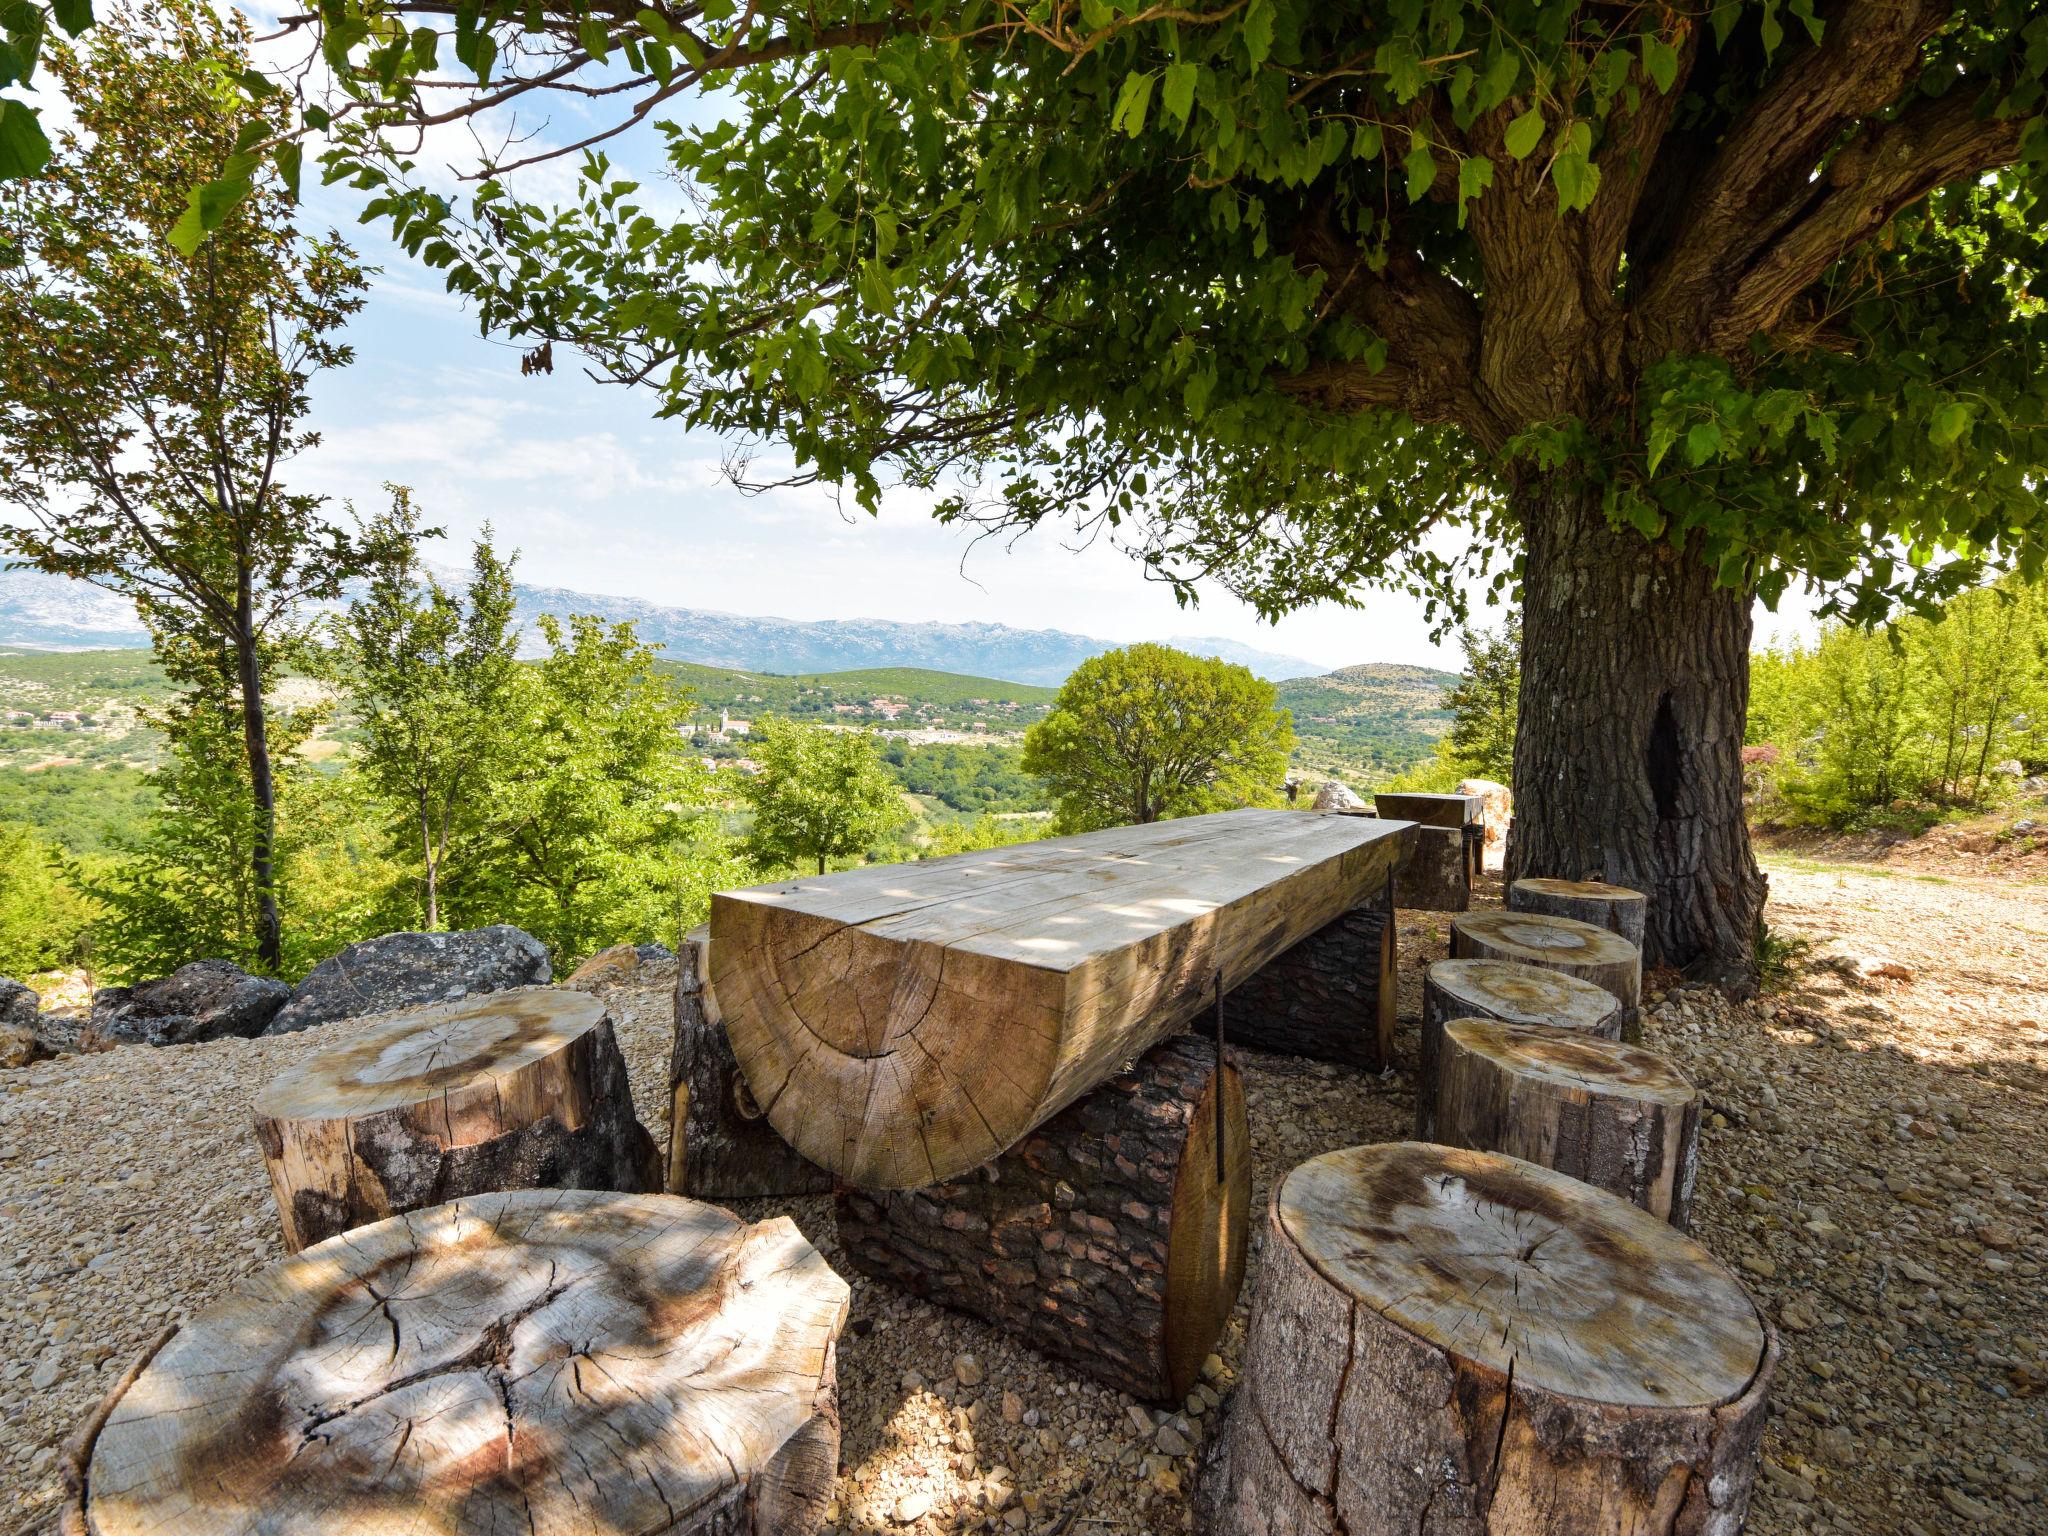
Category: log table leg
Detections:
[
  {"x1": 668, "y1": 928, "x2": 834, "y2": 1200},
  {"x1": 1221, "y1": 882, "x2": 1395, "y2": 1069},
  {"x1": 1436, "y1": 1019, "x2": 1705, "y2": 1227},
  {"x1": 69, "y1": 1190, "x2": 850, "y2": 1536},
  {"x1": 1418, "y1": 959, "x2": 1622, "y2": 1137},
  {"x1": 1508, "y1": 876, "x2": 1650, "y2": 951},
  {"x1": 1393, "y1": 825, "x2": 1471, "y2": 911},
  {"x1": 1451, "y1": 908, "x2": 1643, "y2": 1041},
  {"x1": 836, "y1": 1035, "x2": 1249, "y2": 1404},
  {"x1": 1198, "y1": 1143, "x2": 1776, "y2": 1536},
  {"x1": 252, "y1": 987, "x2": 659, "y2": 1252}
]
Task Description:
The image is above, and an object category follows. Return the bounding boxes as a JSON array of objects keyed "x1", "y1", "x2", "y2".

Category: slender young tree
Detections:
[
  {"x1": 0, "y1": 0, "x2": 389, "y2": 970},
  {"x1": 741, "y1": 719, "x2": 906, "y2": 876},
  {"x1": 246, "y1": 1, "x2": 2048, "y2": 986},
  {"x1": 343, "y1": 493, "x2": 523, "y2": 931},
  {"x1": 1442, "y1": 617, "x2": 1521, "y2": 784},
  {"x1": 1023, "y1": 644, "x2": 1294, "y2": 832}
]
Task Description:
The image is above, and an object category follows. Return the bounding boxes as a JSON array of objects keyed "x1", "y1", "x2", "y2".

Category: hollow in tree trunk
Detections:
[{"x1": 1508, "y1": 477, "x2": 1765, "y2": 992}]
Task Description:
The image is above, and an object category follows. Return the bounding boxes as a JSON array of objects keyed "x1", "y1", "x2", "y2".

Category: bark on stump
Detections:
[
  {"x1": 1198, "y1": 1143, "x2": 1776, "y2": 1536},
  {"x1": 835, "y1": 1035, "x2": 1249, "y2": 1404},
  {"x1": 1220, "y1": 887, "x2": 1395, "y2": 1069},
  {"x1": 1508, "y1": 877, "x2": 1650, "y2": 951},
  {"x1": 252, "y1": 987, "x2": 659, "y2": 1253},
  {"x1": 1393, "y1": 824, "x2": 1471, "y2": 911},
  {"x1": 1418, "y1": 959, "x2": 1622, "y2": 1138},
  {"x1": 1436, "y1": 1019, "x2": 1704, "y2": 1228},
  {"x1": 1451, "y1": 909, "x2": 1644, "y2": 1041},
  {"x1": 668, "y1": 929, "x2": 833, "y2": 1200},
  {"x1": 67, "y1": 1189, "x2": 849, "y2": 1536}
]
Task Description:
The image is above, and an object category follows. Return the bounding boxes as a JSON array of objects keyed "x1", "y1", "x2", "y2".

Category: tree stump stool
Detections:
[
  {"x1": 1451, "y1": 909, "x2": 1643, "y2": 1040},
  {"x1": 1508, "y1": 877, "x2": 1649, "y2": 951},
  {"x1": 836, "y1": 1034, "x2": 1248, "y2": 1403},
  {"x1": 668, "y1": 929, "x2": 833, "y2": 1200},
  {"x1": 1436, "y1": 1019, "x2": 1705, "y2": 1227},
  {"x1": 1418, "y1": 959, "x2": 1621, "y2": 1137},
  {"x1": 253, "y1": 987, "x2": 660, "y2": 1252},
  {"x1": 1199, "y1": 1143, "x2": 1775, "y2": 1536},
  {"x1": 1221, "y1": 884, "x2": 1395, "y2": 1069},
  {"x1": 67, "y1": 1189, "x2": 850, "y2": 1536}
]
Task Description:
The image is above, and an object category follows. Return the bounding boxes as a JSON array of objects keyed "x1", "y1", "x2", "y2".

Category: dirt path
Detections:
[{"x1": 1, "y1": 857, "x2": 2042, "y2": 1533}]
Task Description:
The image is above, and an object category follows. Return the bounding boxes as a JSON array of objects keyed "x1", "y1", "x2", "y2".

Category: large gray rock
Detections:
[
  {"x1": 85, "y1": 960, "x2": 290, "y2": 1049},
  {"x1": 0, "y1": 978, "x2": 36, "y2": 1031},
  {"x1": 266, "y1": 925, "x2": 551, "y2": 1035},
  {"x1": 1311, "y1": 779, "x2": 1367, "y2": 812}
]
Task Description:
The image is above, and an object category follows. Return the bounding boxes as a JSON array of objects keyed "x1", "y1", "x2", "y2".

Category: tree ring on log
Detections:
[
  {"x1": 1418, "y1": 959, "x2": 1622, "y2": 1137},
  {"x1": 1507, "y1": 877, "x2": 1649, "y2": 948},
  {"x1": 1450, "y1": 910, "x2": 1642, "y2": 1038},
  {"x1": 74, "y1": 1189, "x2": 850, "y2": 1536}
]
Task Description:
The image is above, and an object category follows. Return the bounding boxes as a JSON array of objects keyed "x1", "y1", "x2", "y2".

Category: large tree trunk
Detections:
[{"x1": 1509, "y1": 478, "x2": 1765, "y2": 991}]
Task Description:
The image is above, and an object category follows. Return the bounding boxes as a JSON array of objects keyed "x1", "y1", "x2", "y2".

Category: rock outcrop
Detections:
[
  {"x1": 1310, "y1": 779, "x2": 1366, "y2": 812},
  {"x1": 1455, "y1": 776, "x2": 1512, "y2": 853},
  {"x1": 83, "y1": 961, "x2": 289, "y2": 1049},
  {"x1": 0, "y1": 979, "x2": 45, "y2": 1068},
  {"x1": 565, "y1": 941, "x2": 675, "y2": 990},
  {"x1": 265, "y1": 924, "x2": 550, "y2": 1035}
]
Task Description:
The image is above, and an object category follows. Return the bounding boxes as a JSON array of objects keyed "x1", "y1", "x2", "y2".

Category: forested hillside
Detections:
[{"x1": 1275, "y1": 663, "x2": 1459, "y2": 782}]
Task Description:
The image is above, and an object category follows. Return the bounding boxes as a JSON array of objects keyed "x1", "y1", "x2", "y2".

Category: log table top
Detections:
[{"x1": 710, "y1": 808, "x2": 1415, "y2": 1187}]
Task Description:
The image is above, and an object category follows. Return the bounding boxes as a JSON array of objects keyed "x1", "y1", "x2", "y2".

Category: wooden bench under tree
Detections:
[
  {"x1": 68, "y1": 1190, "x2": 850, "y2": 1536},
  {"x1": 710, "y1": 808, "x2": 1414, "y2": 1189}
]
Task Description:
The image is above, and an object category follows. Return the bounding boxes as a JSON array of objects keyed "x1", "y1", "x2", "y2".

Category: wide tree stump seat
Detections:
[
  {"x1": 1418, "y1": 958, "x2": 1622, "y2": 1136},
  {"x1": 1436, "y1": 1018, "x2": 1705, "y2": 1227},
  {"x1": 1199, "y1": 1143, "x2": 1776, "y2": 1536},
  {"x1": 1450, "y1": 908, "x2": 1643, "y2": 1039},
  {"x1": 1508, "y1": 876, "x2": 1650, "y2": 950},
  {"x1": 68, "y1": 1190, "x2": 850, "y2": 1536},
  {"x1": 253, "y1": 987, "x2": 659, "y2": 1251}
]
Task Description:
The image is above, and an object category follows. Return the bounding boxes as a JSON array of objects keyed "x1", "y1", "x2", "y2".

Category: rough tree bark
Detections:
[
  {"x1": 1507, "y1": 482, "x2": 1766, "y2": 991},
  {"x1": 67, "y1": 1190, "x2": 848, "y2": 1536},
  {"x1": 1219, "y1": 886, "x2": 1395, "y2": 1069}
]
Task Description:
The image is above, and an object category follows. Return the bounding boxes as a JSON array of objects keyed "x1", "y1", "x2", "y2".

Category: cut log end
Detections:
[
  {"x1": 76, "y1": 1190, "x2": 850, "y2": 1536},
  {"x1": 1437, "y1": 1019, "x2": 1704, "y2": 1226},
  {"x1": 252, "y1": 987, "x2": 659, "y2": 1252},
  {"x1": 1200, "y1": 1142, "x2": 1775, "y2": 1536},
  {"x1": 1418, "y1": 959, "x2": 1622, "y2": 1138},
  {"x1": 1450, "y1": 909, "x2": 1643, "y2": 1039},
  {"x1": 1508, "y1": 876, "x2": 1649, "y2": 949}
]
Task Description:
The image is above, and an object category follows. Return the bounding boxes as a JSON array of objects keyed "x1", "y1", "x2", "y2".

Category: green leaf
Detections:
[
  {"x1": 303, "y1": 103, "x2": 331, "y2": 131},
  {"x1": 1685, "y1": 420, "x2": 1725, "y2": 465},
  {"x1": 1640, "y1": 34, "x2": 1679, "y2": 94},
  {"x1": 1550, "y1": 122, "x2": 1600, "y2": 212},
  {"x1": 274, "y1": 141, "x2": 302, "y2": 202},
  {"x1": 1455, "y1": 154, "x2": 1492, "y2": 226},
  {"x1": 1111, "y1": 69, "x2": 1155, "y2": 138},
  {"x1": 237, "y1": 66, "x2": 279, "y2": 100},
  {"x1": 167, "y1": 171, "x2": 255, "y2": 256},
  {"x1": 1928, "y1": 401, "x2": 1974, "y2": 446},
  {"x1": 1241, "y1": 0, "x2": 1273, "y2": 67},
  {"x1": 50, "y1": 0, "x2": 90, "y2": 37},
  {"x1": 0, "y1": 96, "x2": 49, "y2": 180},
  {"x1": 1403, "y1": 135, "x2": 1437, "y2": 203},
  {"x1": 1161, "y1": 61, "x2": 1197, "y2": 130},
  {"x1": 1503, "y1": 105, "x2": 1544, "y2": 161}
]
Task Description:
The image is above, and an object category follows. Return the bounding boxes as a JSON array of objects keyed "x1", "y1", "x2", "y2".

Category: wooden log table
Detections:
[
  {"x1": 1373, "y1": 790, "x2": 1485, "y2": 829},
  {"x1": 67, "y1": 1190, "x2": 850, "y2": 1536},
  {"x1": 1200, "y1": 1143, "x2": 1775, "y2": 1536},
  {"x1": 252, "y1": 988, "x2": 660, "y2": 1252},
  {"x1": 1219, "y1": 880, "x2": 1395, "y2": 1069},
  {"x1": 712, "y1": 808, "x2": 1413, "y2": 1188}
]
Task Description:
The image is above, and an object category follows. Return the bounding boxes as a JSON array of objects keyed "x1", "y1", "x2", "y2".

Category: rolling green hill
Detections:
[
  {"x1": 658, "y1": 660, "x2": 1057, "y2": 729},
  {"x1": 1276, "y1": 663, "x2": 1459, "y2": 782}
]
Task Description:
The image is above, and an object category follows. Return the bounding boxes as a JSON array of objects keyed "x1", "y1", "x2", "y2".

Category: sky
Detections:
[{"x1": 25, "y1": 10, "x2": 1820, "y2": 674}]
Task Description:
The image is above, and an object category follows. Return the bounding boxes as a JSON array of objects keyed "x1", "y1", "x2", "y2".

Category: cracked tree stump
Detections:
[
  {"x1": 1418, "y1": 959, "x2": 1622, "y2": 1138},
  {"x1": 1198, "y1": 1143, "x2": 1775, "y2": 1536},
  {"x1": 1220, "y1": 885, "x2": 1395, "y2": 1069},
  {"x1": 1508, "y1": 877, "x2": 1650, "y2": 952},
  {"x1": 668, "y1": 929, "x2": 833, "y2": 1200},
  {"x1": 67, "y1": 1189, "x2": 849, "y2": 1536},
  {"x1": 835, "y1": 1035, "x2": 1248, "y2": 1403},
  {"x1": 253, "y1": 987, "x2": 660, "y2": 1252},
  {"x1": 1436, "y1": 1019, "x2": 1705, "y2": 1228},
  {"x1": 713, "y1": 808, "x2": 1410, "y2": 1188},
  {"x1": 1451, "y1": 909, "x2": 1643, "y2": 1041}
]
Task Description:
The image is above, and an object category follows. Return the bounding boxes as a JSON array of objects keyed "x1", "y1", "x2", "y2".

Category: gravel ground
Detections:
[{"x1": 2, "y1": 858, "x2": 2043, "y2": 1534}]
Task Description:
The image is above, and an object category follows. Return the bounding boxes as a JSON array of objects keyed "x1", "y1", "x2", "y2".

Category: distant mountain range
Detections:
[{"x1": 0, "y1": 564, "x2": 1326, "y2": 685}]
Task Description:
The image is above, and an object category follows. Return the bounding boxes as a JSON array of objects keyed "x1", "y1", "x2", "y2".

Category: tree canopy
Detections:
[
  {"x1": 741, "y1": 718, "x2": 907, "y2": 875},
  {"x1": 1023, "y1": 643, "x2": 1293, "y2": 830}
]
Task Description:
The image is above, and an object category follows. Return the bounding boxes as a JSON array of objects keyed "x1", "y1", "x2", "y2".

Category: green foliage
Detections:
[
  {"x1": 1440, "y1": 615, "x2": 1520, "y2": 782},
  {"x1": 1273, "y1": 663, "x2": 1454, "y2": 780},
  {"x1": 876, "y1": 740, "x2": 1047, "y2": 815},
  {"x1": 1753, "y1": 916, "x2": 1814, "y2": 994},
  {"x1": 912, "y1": 815, "x2": 1045, "y2": 860},
  {"x1": 0, "y1": 820, "x2": 97, "y2": 975},
  {"x1": 1749, "y1": 576, "x2": 2048, "y2": 830},
  {"x1": 1022, "y1": 644, "x2": 1293, "y2": 832},
  {"x1": 0, "y1": 763, "x2": 155, "y2": 854},
  {"x1": 740, "y1": 718, "x2": 908, "y2": 876},
  {"x1": 342, "y1": 493, "x2": 521, "y2": 929}
]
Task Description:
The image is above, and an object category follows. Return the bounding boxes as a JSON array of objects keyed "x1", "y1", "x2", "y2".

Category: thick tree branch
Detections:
[
  {"x1": 1708, "y1": 86, "x2": 2029, "y2": 352},
  {"x1": 1633, "y1": 0, "x2": 1954, "y2": 359}
]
